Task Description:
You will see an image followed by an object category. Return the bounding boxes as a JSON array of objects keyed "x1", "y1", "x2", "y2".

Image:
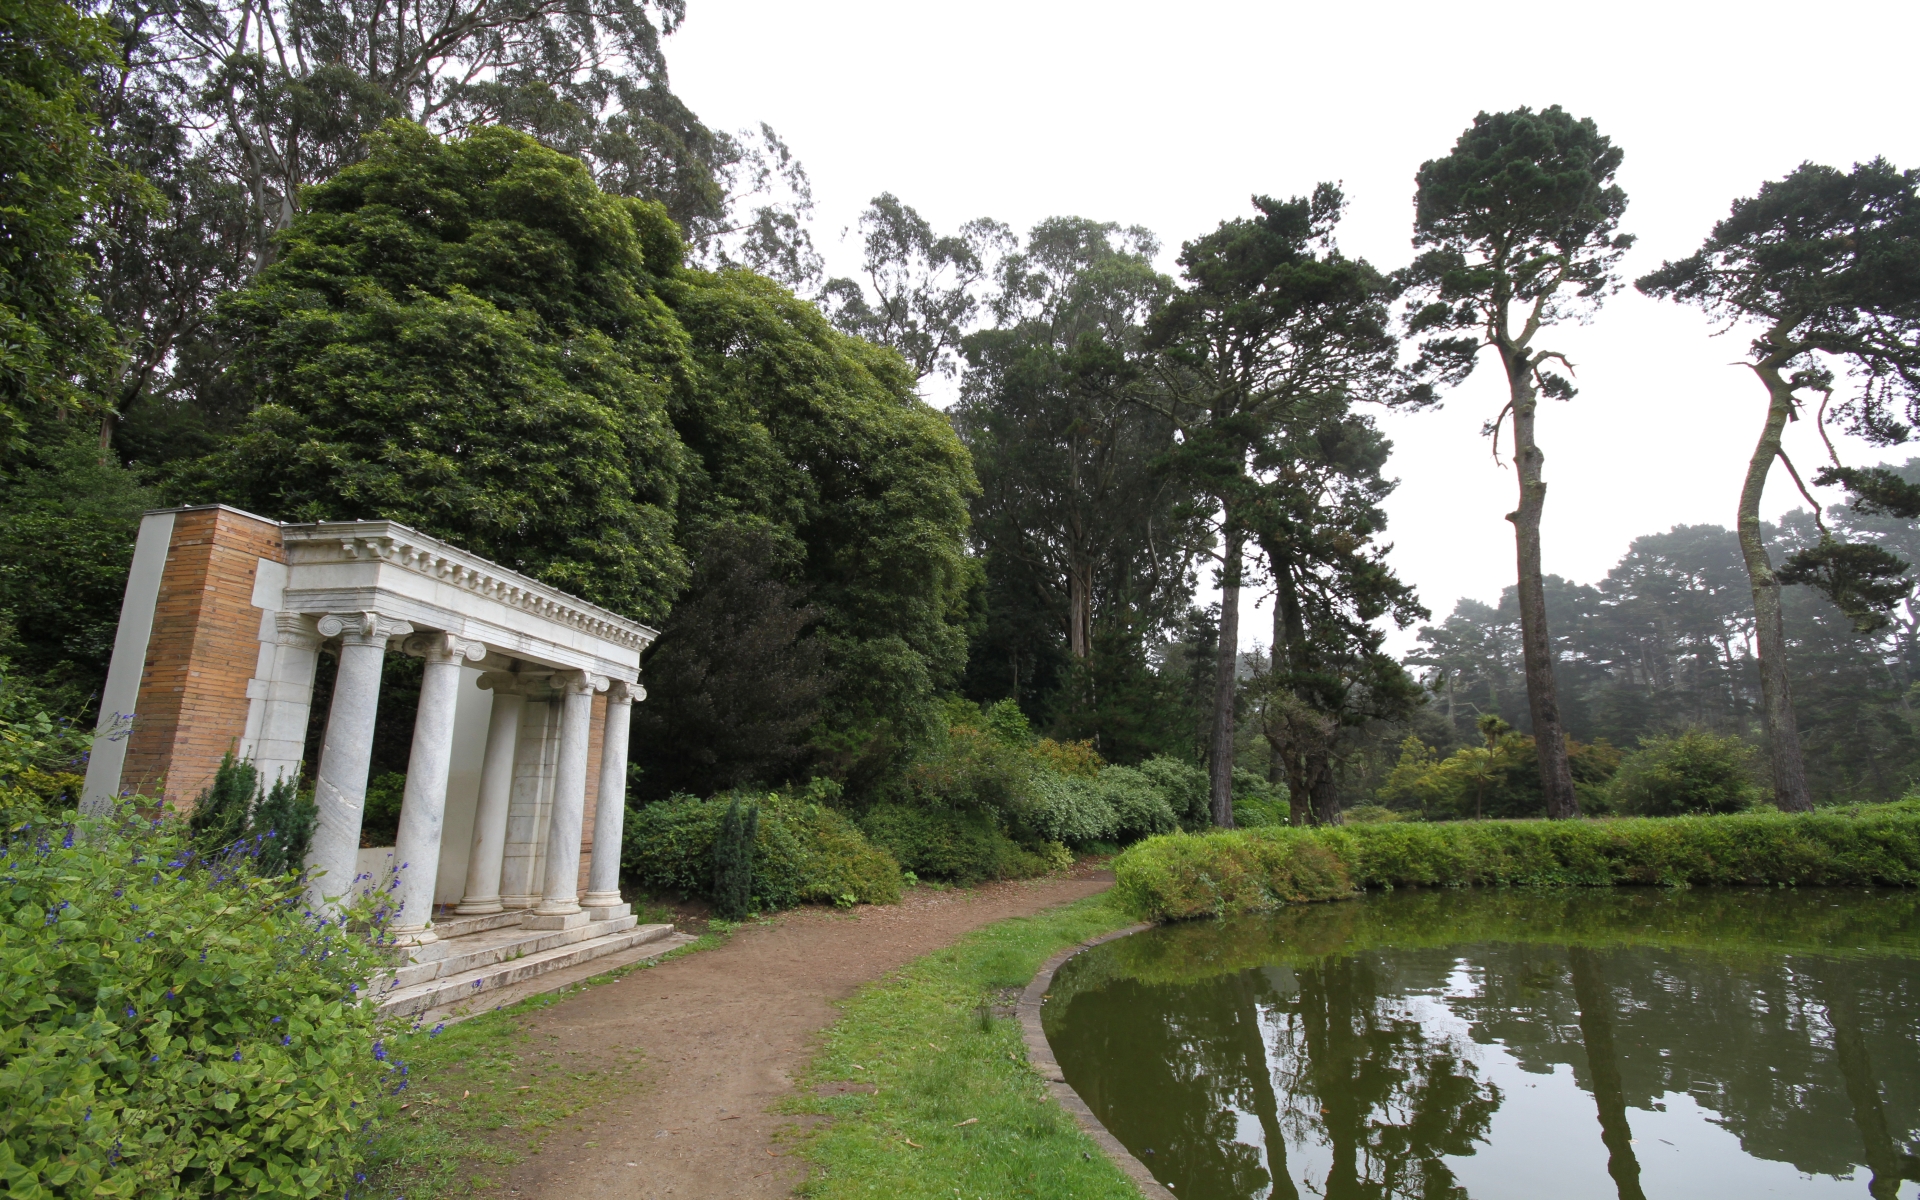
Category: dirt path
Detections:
[{"x1": 501, "y1": 868, "x2": 1113, "y2": 1200}]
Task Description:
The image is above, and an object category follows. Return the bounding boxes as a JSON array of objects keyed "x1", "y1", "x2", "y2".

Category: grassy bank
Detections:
[
  {"x1": 787, "y1": 894, "x2": 1139, "y2": 1199},
  {"x1": 1113, "y1": 805, "x2": 1920, "y2": 920},
  {"x1": 362, "y1": 923, "x2": 725, "y2": 1198}
]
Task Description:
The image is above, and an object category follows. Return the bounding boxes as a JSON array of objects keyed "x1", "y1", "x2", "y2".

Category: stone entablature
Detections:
[{"x1": 82, "y1": 504, "x2": 658, "y2": 946}]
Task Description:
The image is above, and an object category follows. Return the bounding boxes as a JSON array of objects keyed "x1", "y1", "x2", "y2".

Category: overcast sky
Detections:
[{"x1": 666, "y1": 0, "x2": 1920, "y2": 655}]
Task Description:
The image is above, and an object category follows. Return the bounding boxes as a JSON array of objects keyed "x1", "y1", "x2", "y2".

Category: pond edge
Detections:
[{"x1": 1018, "y1": 922, "x2": 1176, "y2": 1200}]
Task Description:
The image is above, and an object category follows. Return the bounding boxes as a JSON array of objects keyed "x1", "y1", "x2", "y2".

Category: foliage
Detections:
[
  {"x1": 249, "y1": 778, "x2": 317, "y2": 878},
  {"x1": 627, "y1": 526, "x2": 827, "y2": 801},
  {"x1": 0, "y1": 671, "x2": 93, "y2": 832},
  {"x1": 0, "y1": 810, "x2": 395, "y2": 1196},
  {"x1": 1091, "y1": 765, "x2": 1182, "y2": 842},
  {"x1": 661, "y1": 266, "x2": 977, "y2": 797},
  {"x1": 710, "y1": 795, "x2": 758, "y2": 919},
  {"x1": 1112, "y1": 806, "x2": 1920, "y2": 921},
  {"x1": 622, "y1": 790, "x2": 901, "y2": 911},
  {"x1": 360, "y1": 771, "x2": 408, "y2": 847},
  {"x1": 787, "y1": 893, "x2": 1141, "y2": 1200},
  {"x1": 0, "y1": 0, "x2": 130, "y2": 442},
  {"x1": 1022, "y1": 773, "x2": 1117, "y2": 847},
  {"x1": 1135, "y1": 755, "x2": 1212, "y2": 831},
  {"x1": 857, "y1": 804, "x2": 1022, "y2": 886},
  {"x1": 820, "y1": 194, "x2": 1011, "y2": 381},
  {"x1": 176, "y1": 123, "x2": 691, "y2": 621},
  {"x1": 1028, "y1": 737, "x2": 1102, "y2": 779},
  {"x1": 1109, "y1": 827, "x2": 1354, "y2": 921},
  {"x1": 1609, "y1": 730, "x2": 1764, "y2": 816},
  {"x1": 185, "y1": 753, "x2": 254, "y2": 859}
]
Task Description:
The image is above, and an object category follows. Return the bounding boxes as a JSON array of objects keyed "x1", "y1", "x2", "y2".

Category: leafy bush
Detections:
[
  {"x1": 1091, "y1": 765, "x2": 1180, "y2": 842},
  {"x1": 857, "y1": 803, "x2": 1020, "y2": 885},
  {"x1": 0, "y1": 810, "x2": 395, "y2": 1195},
  {"x1": 624, "y1": 790, "x2": 902, "y2": 910},
  {"x1": 1135, "y1": 756, "x2": 1211, "y2": 830},
  {"x1": 1230, "y1": 769, "x2": 1288, "y2": 827},
  {"x1": 0, "y1": 672, "x2": 92, "y2": 831},
  {"x1": 360, "y1": 771, "x2": 407, "y2": 846},
  {"x1": 1610, "y1": 730, "x2": 1762, "y2": 816},
  {"x1": 711, "y1": 795, "x2": 758, "y2": 919},
  {"x1": 1110, "y1": 828, "x2": 1353, "y2": 920},
  {"x1": 1112, "y1": 806, "x2": 1920, "y2": 921},
  {"x1": 1022, "y1": 773, "x2": 1117, "y2": 846}
]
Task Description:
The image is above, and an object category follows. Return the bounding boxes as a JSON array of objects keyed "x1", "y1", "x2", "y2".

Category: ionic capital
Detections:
[
  {"x1": 606, "y1": 679, "x2": 644, "y2": 706},
  {"x1": 271, "y1": 611, "x2": 324, "y2": 650},
  {"x1": 318, "y1": 611, "x2": 414, "y2": 646},
  {"x1": 403, "y1": 631, "x2": 489, "y2": 664},
  {"x1": 552, "y1": 669, "x2": 608, "y2": 696}
]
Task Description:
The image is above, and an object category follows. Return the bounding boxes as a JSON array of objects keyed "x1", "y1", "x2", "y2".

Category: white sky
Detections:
[{"x1": 667, "y1": 0, "x2": 1920, "y2": 655}]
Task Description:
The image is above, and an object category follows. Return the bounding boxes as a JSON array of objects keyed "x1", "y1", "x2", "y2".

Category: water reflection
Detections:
[{"x1": 1045, "y1": 890, "x2": 1920, "y2": 1199}]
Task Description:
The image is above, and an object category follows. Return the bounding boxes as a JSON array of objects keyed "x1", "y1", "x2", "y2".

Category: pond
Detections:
[{"x1": 1044, "y1": 889, "x2": 1920, "y2": 1199}]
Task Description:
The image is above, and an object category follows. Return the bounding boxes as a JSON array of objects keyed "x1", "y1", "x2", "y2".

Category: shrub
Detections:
[
  {"x1": 1135, "y1": 756, "x2": 1210, "y2": 830},
  {"x1": 1111, "y1": 806, "x2": 1920, "y2": 921},
  {"x1": 1091, "y1": 765, "x2": 1180, "y2": 842},
  {"x1": 858, "y1": 803, "x2": 1018, "y2": 884},
  {"x1": 1230, "y1": 769, "x2": 1288, "y2": 828},
  {"x1": 1610, "y1": 730, "x2": 1763, "y2": 816},
  {"x1": 0, "y1": 810, "x2": 394, "y2": 1195},
  {"x1": 187, "y1": 752, "x2": 255, "y2": 857},
  {"x1": 1029, "y1": 737, "x2": 1103, "y2": 779},
  {"x1": 0, "y1": 673, "x2": 91, "y2": 831},
  {"x1": 711, "y1": 795, "x2": 758, "y2": 919},
  {"x1": 1109, "y1": 827, "x2": 1353, "y2": 920},
  {"x1": 250, "y1": 777, "x2": 318, "y2": 877},
  {"x1": 624, "y1": 790, "x2": 902, "y2": 910},
  {"x1": 1022, "y1": 773, "x2": 1117, "y2": 846}
]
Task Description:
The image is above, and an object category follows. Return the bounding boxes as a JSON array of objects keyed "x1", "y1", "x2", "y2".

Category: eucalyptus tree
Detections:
[
  {"x1": 1147, "y1": 186, "x2": 1406, "y2": 826},
  {"x1": 1402, "y1": 105, "x2": 1634, "y2": 819},
  {"x1": 821, "y1": 194, "x2": 1011, "y2": 382},
  {"x1": 1637, "y1": 158, "x2": 1920, "y2": 810},
  {"x1": 1250, "y1": 412, "x2": 1426, "y2": 825}
]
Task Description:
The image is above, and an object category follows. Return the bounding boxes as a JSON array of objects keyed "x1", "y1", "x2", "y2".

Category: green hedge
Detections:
[
  {"x1": 623, "y1": 791, "x2": 902, "y2": 910},
  {"x1": 1112, "y1": 806, "x2": 1920, "y2": 921},
  {"x1": 1, "y1": 811, "x2": 393, "y2": 1196}
]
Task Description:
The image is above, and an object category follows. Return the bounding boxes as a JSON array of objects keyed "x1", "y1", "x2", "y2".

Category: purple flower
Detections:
[
  {"x1": 232, "y1": 1050, "x2": 243, "y2": 1062},
  {"x1": 372, "y1": 1041, "x2": 387, "y2": 1062},
  {"x1": 282, "y1": 1035, "x2": 292, "y2": 1045}
]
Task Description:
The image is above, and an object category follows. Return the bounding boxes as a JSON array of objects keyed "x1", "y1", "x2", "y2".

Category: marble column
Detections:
[
  {"x1": 307, "y1": 611, "x2": 413, "y2": 911},
  {"x1": 247, "y1": 612, "x2": 324, "y2": 793},
  {"x1": 456, "y1": 673, "x2": 525, "y2": 915},
  {"x1": 386, "y1": 632, "x2": 487, "y2": 945},
  {"x1": 498, "y1": 677, "x2": 559, "y2": 909},
  {"x1": 528, "y1": 669, "x2": 603, "y2": 928},
  {"x1": 581, "y1": 680, "x2": 640, "y2": 918}
]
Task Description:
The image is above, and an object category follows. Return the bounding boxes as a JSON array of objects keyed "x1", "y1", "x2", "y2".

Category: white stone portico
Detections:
[{"x1": 82, "y1": 506, "x2": 691, "y2": 1017}]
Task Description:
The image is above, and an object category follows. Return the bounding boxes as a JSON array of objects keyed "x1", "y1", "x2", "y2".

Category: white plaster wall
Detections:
[{"x1": 433, "y1": 665, "x2": 493, "y2": 905}]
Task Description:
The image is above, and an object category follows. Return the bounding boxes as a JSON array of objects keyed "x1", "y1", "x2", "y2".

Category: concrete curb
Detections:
[{"x1": 1018, "y1": 923, "x2": 1175, "y2": 1200}]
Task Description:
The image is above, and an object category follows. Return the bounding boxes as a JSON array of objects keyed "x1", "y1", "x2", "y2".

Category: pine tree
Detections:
[
  {"x1": 251, "y1": 775, "x2": 318, "y2": 876},
  {"x1": 711, "y1": 795, "x2": 759, "y2": 919},
  {"x1": 187, "y1": 752, "x2": 255, "y2": 859}
]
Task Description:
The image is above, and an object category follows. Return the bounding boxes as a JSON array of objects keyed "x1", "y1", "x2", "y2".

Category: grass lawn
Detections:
[
  {"x1": 787, "y1": 893, "x2": 1141, "y2": 1200},
  {"x1": 362, "y1": 915, "x2": 727, "y2": 1199}
]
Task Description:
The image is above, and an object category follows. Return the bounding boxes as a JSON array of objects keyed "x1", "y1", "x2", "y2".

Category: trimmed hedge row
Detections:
[{"x1": 1111, "y1": 806, "x2": 1920, "y2": 921}]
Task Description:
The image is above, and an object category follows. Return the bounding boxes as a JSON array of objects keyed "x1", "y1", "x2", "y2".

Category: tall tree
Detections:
[
  {"x1": 1147, "y1": 186, "x2": 1406, "y2": 826},
  {"x1": 1637, "y1": 158, "x2": 1920, "y2": 810},
  {"x1": 821, "y1": 194, "x2": 1011, "y2": 382},
  {"x1": 953, "y1": 217, "x2": 1201, "y2": 750},
  {"x1": 1250, "y1": 412, "x2": 1426, "y2": 825},
  {"x1": 1403, "y1": 105, "x2": 1634, "y2": 819}
]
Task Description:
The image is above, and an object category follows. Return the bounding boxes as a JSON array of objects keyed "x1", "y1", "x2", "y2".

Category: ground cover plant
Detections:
[
  {"x1": 1111, "y1": 804, "x2": 1920, "y2": 921},
  {"x1": 0, "y1": 809, "x2": 395, "y2": 1197},
  {"x1": 786, "y1": 893, "x2": 1139, "y2": 1200}
]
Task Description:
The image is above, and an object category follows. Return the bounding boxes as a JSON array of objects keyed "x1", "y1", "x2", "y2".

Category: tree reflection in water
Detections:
[{"x1": 1044, "y1": 889, "x2": 1920, "y2": 1200}]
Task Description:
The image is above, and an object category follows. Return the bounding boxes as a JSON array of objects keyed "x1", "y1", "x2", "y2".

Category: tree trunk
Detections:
[
  {"x1": 1209, "y1": 526, "x2": 1243, "y2": 828},
  {"x1": 1503, "y1": 354, "x2": 1581, "y2": 818},
  {"x1": 1738, "y1": 363, "x2": 1815, "y2": 811},
  {"x1": 1067, "y1": 556, "x2": 1093, "y2": 660}
]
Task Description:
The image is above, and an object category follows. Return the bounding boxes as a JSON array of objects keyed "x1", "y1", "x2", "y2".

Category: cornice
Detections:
[{"x1": 281, "y1": 520, "x2": 660, "y2": 652}]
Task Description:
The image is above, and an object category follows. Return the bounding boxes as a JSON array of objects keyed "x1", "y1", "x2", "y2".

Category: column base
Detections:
[
  {"x1": 522, "y1": 909, "x2": 591, "y2": 931},
  {"x1": 454, "y1": 898, "x2": 504, "y2": 915},
  {"x1": 498, "y1": 894, "x2": 538, "y2": 910},
  {"x1": 583, "y1": 897, "x2": 630, "y2": 921}
]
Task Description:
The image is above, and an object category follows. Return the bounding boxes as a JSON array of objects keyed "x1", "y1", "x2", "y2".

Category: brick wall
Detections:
[{"x1": 118, "y1": 507, "x2": 286, "y2": 811}]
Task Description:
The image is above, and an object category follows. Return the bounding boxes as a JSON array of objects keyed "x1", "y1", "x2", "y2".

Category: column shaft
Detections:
[
  {"x1": 582, "y1": 681, "x2": 639, "y2": 915},
  {"x1": 530, "y1": 671, "x2": 602, "y2": 926},
  {"x1": 457, "y1": 679, "x2": 524, "y2": 914},
  {"x1": 307, "y1": 612, "x2": 411, "y2": 910},
  {"x1": 387, "y1": 633, "x2": 485, "y2": 944}
]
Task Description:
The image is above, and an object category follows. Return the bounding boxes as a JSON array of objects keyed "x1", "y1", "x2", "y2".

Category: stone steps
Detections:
[
  {"x1": 387, "y1": 914, "x2": 641, "y2": 989},
  {"x1": 375, "y1": 921, "x2": 679, "y2": 1018}
]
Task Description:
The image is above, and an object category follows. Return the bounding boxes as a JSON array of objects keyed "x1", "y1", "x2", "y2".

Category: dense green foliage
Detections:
[
  {"x1": 621, "y1": 789, "x2": 902, "y2": 911},
  {"x1": 1609, "y1": 730, "x2": 1763, "y2": 816},
  {"x1": 0, "y1": 672, "x2": 93, "y2": 831},
  {"x1": 789, "y1": 893, "x2": 1140, "y2": 1200},
  {"x1": 0, "y1": 812, "x2": 394, "y2": 1196},
  {"x1": 1112, "y1": 805, "x2": 1920, "y2": 921},
  {"x1": 710, "y1": 795, "x2": 757, "y2": 919},
  {"x1": 186, "y1": 754, "x2": 318, "y2": 873}
]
